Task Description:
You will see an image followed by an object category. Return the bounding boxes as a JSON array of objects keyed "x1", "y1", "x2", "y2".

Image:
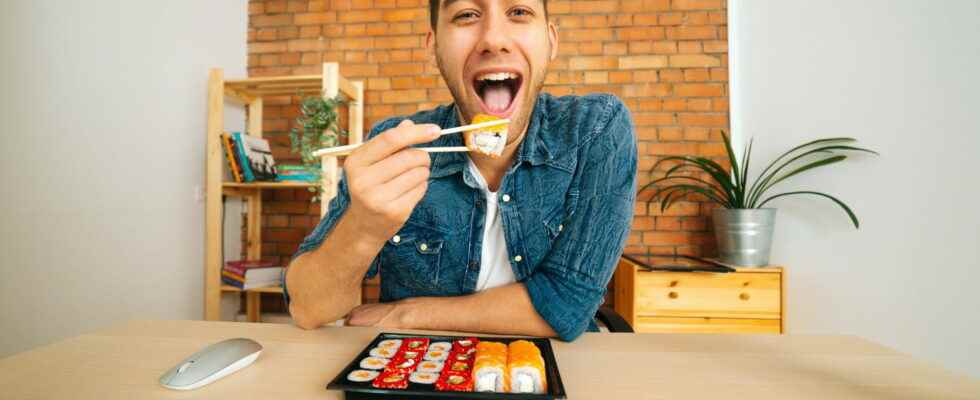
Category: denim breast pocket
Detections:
[{"x1": 380, "y1": 223, "x2": 445, "y2": 291}]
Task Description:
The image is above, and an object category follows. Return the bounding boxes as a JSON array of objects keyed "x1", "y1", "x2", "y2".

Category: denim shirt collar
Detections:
[{"x1": 428, "y1": 95, "x2": 553, "y2": 179}]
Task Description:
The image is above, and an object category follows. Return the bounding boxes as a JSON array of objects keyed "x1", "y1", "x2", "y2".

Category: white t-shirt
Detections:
[{"x1": 466, "y1": 157, "x2": 517, "y2": 291}]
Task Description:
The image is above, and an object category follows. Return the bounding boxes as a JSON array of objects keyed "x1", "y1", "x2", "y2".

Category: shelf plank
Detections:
[
  {"x1": 221, "y1": 285, "x2": 284, "y2": 294},
  {"x1": 222, "y1": 181, "x2": 317, "y2": 189}
]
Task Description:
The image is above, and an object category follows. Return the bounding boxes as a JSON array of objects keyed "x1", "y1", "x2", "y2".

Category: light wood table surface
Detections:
[{"x1": 1, "y1": 320, "x2": 977, "y2": 399}]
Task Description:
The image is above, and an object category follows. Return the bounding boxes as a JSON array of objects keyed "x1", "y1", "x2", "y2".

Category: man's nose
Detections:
[{"x1": 476, "y1": 13, "x2": 512, "y2": 55}]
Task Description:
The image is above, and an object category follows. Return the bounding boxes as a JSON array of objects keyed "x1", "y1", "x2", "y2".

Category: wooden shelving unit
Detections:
[{"x1": 205, "y1": 63, "x2": 364, "y2": 322}]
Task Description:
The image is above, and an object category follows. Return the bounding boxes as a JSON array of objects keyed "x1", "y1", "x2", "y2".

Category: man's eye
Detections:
[
  {"x1": 453, "y1": 11, "x2": 479, "y2": 22},
  {"x1": 509, "y1": 8, "x2": 533, "y2": 18}
]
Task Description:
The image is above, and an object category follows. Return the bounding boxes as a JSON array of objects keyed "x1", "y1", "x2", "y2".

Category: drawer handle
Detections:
[
  {"x1": 739, "y1": 293, "x2": 750, "y2": 301},
  {"x1": 669, "y1": 280, "x2": 678, "y2": 287},
  {"x1": 668, "y1": 291, "x2": 679, "y2": 299}
]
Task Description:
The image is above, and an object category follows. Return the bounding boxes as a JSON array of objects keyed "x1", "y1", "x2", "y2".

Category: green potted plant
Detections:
[
  {"x1": 288, "y1": 94, "x2": 345, "y2": 201},
  {"x1": 640, "y1": 133, "x2": 877, "y2": 266}
]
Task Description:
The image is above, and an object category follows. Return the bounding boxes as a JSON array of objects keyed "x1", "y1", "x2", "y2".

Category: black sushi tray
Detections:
[{"x1": 326, "y1": 332, "x2": 567, "y2": 399}]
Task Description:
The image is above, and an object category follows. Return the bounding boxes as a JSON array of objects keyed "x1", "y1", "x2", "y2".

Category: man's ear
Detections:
[
  {"x1": 547, "y1": 22, "x2": 559, "y2": 61},
  {"x1": 425, "y1": 30, "x2": 437, "y2": 67}
]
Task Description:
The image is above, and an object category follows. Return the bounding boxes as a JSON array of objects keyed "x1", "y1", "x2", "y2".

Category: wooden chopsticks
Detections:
[{"x1": 311, "y1": 118, "x2": 510, "y2": 157}]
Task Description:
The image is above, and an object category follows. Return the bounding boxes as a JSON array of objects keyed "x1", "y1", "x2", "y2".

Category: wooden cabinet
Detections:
[{"x1": 613, "y1": 257, "x2": 784, "y2": 334}]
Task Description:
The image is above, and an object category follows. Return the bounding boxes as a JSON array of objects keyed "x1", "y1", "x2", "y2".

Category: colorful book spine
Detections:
[
  {"x1": 222, "y1": 270, "x2": 245, "y2": 283},
  {"x1": 233, "y1": 132, "x2": 255, "y2": 182},
  {"x1": 224, "y1": 260, "x2": 277, "y2": 276},
  {"x1": 221, "y1": 133, "x2": 243, "y2": 183},
  {"x1": 222, "y1": 276, "x2": 245, "y2": 289}
]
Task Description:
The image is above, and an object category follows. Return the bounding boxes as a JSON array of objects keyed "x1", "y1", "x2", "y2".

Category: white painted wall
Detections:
[
  {"x1": 731, "y1": 0, "x2": 980, "y2": 377},
  {"x1": 0, "y1": 0, "x2": 247, "y2": 357}
]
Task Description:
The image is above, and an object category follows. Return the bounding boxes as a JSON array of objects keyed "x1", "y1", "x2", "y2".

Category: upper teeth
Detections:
[{"x1": 478, "y1": 72, "x2": 518, "y2": 81}]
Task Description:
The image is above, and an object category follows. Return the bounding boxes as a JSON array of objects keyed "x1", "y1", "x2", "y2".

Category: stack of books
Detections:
[
  {"x1": 222, "y1": 260, "x2": 284, "y2": 290},
  {"x1": 221, "y1": 131, "x2": 278, "y2": 183},
  {"x1": 276, "y1": 165, "x2": 318, "y2": 183}
]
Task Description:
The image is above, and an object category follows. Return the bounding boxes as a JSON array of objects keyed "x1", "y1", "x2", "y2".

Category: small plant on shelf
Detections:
[{"x1": 289, "y1": 94, "x2": 346, "y2": 201}]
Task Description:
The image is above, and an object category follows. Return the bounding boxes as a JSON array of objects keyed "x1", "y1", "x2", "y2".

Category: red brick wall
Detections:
[{"x1": 246, "y1": 0, "x2": 729, "y2": 305}]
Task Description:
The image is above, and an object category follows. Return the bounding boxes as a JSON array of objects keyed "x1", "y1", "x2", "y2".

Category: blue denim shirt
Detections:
[{"x1": 286, "y1": 92, "x2": 637, "y2": 341}]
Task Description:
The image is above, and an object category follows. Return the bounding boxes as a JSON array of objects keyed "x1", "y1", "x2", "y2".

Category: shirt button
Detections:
[
  {"x1": 558, "y1": 224, "x2": 563, "y2": 232},
  {"x1": 502, "y1": 194, "x2": 511, "y2": 202},
  {"x1": 392, "y1": 235, "x2": 401, "y2": 243},
  {"x1": 419, "y1": 243, "x2": 428, "y2": 251},
  {"x1": 513, "y1": 255, "x2": 523, "y2": 262}
]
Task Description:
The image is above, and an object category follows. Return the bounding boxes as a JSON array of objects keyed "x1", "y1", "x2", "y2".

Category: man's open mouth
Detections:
[{"x1": 472, "y1": 71, "x2": 523, "y2": 117}]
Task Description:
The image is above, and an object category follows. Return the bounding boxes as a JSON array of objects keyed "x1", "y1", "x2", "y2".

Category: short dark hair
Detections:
[{"x1": 428, "y1": 0, "x2": 548, "y2": 30}]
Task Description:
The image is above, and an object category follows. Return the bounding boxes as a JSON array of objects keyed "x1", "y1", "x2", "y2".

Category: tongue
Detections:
[{"x1": 483, "y1": 85, "x2": 512, "y2": 113}]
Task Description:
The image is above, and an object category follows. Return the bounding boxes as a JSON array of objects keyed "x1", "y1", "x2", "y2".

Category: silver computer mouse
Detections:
[{"x1": 159, "y1": 338, "x2": 262, "y2": 390}]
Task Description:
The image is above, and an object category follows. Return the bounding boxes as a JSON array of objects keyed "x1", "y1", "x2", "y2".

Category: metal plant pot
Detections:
[{"x1": 712, "y1": 208, "x2": 777, "y2": 267}]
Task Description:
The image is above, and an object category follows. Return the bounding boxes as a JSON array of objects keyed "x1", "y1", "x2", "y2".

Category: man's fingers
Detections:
[
  {"x1": 379, "y1": 166, "x2": 430, "y2": 202},
  {"x1": 351, "y1": 120, "x2": 441, "y2": 166},
  {"x1": 360, "y1": 148, "x2": 431, "y2": 187},
  {"x1": 390, "y1": 180, "x2": 428, "y2": 212}
]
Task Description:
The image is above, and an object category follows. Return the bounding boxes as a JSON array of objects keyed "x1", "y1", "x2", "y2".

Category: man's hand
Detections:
[
  {"x1": 344, "y1": 119, "x2": 442, "y2": 244},
  {"x1": 346, "y1": 302, "x2": 406, "y2": 328},
  {"x1": 284, "y1": 119, "x2": 440, "y2": 330}
]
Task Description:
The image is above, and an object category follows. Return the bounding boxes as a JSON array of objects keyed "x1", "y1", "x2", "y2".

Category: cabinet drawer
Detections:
[
  {"x1": 635, "y1": 271, "x2": 781, "y2": 319},
  {"x1": 636, "y1": 316, "x2": 781, "y2": 334}
]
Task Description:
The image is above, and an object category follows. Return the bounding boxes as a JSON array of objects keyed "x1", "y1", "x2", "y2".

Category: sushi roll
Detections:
[
  {"x1": 452, "y1": 337, "x2": 479, "y2": 353},
  {"x1": 359, "y1": 356, "x2": 390, "y2": 370},
  {"x1": 423, "y1": 349, "x2": 449, "y2": 361},
  {"x1": 428, "y1": 342, "x2": 452, "y2": 353},
  {"x1": 507, "y1": 340, "x2": 547, "y2": 394},
  {"x1": 400, "y1": 338, "x2": 430, "y2": 353},
  {"x1": 369, "y1": 347, "x2": 398, "y2": 359},
  {"x1": 387, "y1": 357, "x2": 417, "y2": 371},
  {"x1": 435, "y1": 371, "x2": 474, "y2": 392},
  {"x1": 372, "y1": 370, "x2": 409, "y2": 389},
  {"x1": 409, "y1": 371, "x2": 439, "y2": 385},
  {"x1": 347, "y1": 369, "x2": 379, "y2": 383},
  {"x1": 417, "y1": 360, "x2": 445, "y2": 373},
  {"x1": 464, "y1": 114, "x2": 508, "y2": 157},
  {"x1": 473, "y1": 341, "x2": 509, "y2": 392},
  {"x1": 377, "y1": 339, "x2": 402, "y2": 349},
  {"x1": 448, "y1": 360, "x2": 472, "y2": 373}
]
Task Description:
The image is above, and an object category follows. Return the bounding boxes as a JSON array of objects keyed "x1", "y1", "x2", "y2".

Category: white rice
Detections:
[
  {"x1": 417, "y1": 360, "x2": 444, "y2": 373},
  {"x1": 423, "y1": 350, "x2": 449, "y2": 361},
  {"x1": 509, "y1": 367, "x2": 545, "y2": 394},
  {"x1": 428, "y1": 342, "x2": 452, "y2": 352},
  {"x1": 347, "y1": 369, "x2": 379, "y2": 382},
  {"x1": 474, "y1": 366, "x2": 506, "y2": 392},
  {"x1": 369, "y1": 347, "x2": 397, "y2": 358},
  {"x1": 359, "y1": 356, "x2": 389, "y2": 370},
  {"x1": 409, "y1": 371, "x2": 438, "y2": 385}
]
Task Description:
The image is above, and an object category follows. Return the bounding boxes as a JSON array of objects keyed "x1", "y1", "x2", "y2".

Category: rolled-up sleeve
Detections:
[
  {"x1": 524, "y1": 100, "x2": 637, "y2": 341},
  {"x1": 283, "y1": 118, "x2": 402, "y2": 306}
]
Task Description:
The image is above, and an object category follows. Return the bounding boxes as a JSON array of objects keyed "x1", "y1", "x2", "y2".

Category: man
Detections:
[{"x1": 284, "y1": 0, "x2": 636, "y2": 341}]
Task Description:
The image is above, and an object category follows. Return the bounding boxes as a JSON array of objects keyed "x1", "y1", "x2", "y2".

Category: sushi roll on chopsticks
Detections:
[
  {"x1": 463, "y1": 114, "x2": 509, "y2": 157},
  {"x1": 473, "y1": 341, "x2": 509, "y2": 392},
  {"x1": 508, "y1": 340, "x2": 548, "y2": 394}
]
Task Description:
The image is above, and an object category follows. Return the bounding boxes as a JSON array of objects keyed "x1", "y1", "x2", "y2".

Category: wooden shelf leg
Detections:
[
  {"x1": 205, "y1": 68, "x2": 224, "y2": 321},
  {"x1": 246, "y1": 292, "x2": 261, "y2": 323}
]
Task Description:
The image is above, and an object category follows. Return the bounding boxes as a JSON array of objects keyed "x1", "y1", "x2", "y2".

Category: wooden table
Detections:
[{"x1": 1, "y1": 320, "x2": 977, "y2": 399}]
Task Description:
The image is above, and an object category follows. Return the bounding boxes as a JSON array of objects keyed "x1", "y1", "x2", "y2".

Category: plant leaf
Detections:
[
  {"x1": 649, "y1": 182, "x2": 729, "y2": 207},
  {"x1": 757, "y1": 190, "x2": 860, "y2": 228},
  {"x1": 721, "y1": 131, "x2": 744, "y2": 207},
  {"x1": 747, "y1": 137, "x2": 857, "y2": 206},
  {"x1": 650, "y1": 155, "x2": 738, "y2": 205},
  {"x1": 747, "y1": 143, "x2": 876, "y2": 206},
  {"x1": 639, "y1": 175, "x2": 729, "y2": 205},
  {"x1": 739, "y1": 137, "x2": 753, "y2": 207}
]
